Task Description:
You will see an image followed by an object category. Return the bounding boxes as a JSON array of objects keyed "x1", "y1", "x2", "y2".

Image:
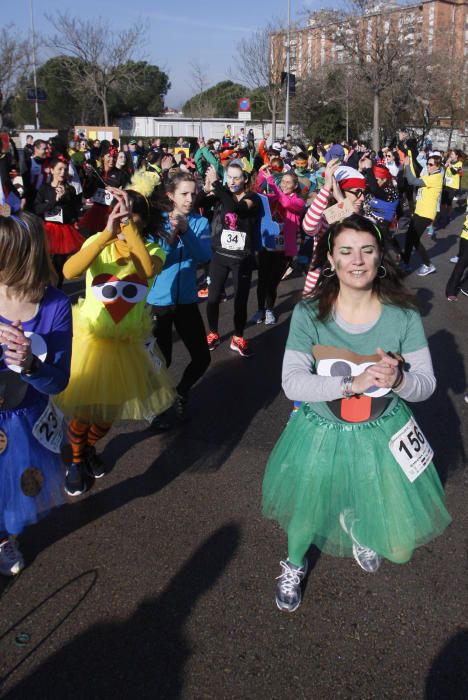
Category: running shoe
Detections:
[
  {"x1": 416, "y1": 264, "x2": 436, "y2": 277},
  {"x1": 265, "y1": 309, "x2": 276, "y2": 325},
  {"x1": 450, "y1": 256, "x2": 459, "y2": 264},
  {"x1": 84, "y1": 445, "x2": 106, "y2": 479},
  {"x1": 275, "y1": 558, "x2": 309, "y2": 612},
  {"x1": 460, "y1": 288, "x2": 468, "y2": 297},
  {"x1": 426, "y1": 226, "x2": 436, "y2": 239},
  {"x1": 206, "y1": 332, "x2": 220, "y2": 351},
  {"x1": 65, "y1": 462, "x2": 88, "y2": 497},
  {"x1": 447, "y1": 296, "x2": 458, "y2": 302},
  {"x1": 250, "y1": 310, "x2": 265, "y2": 324},
  {"x1": 464, "y1": 394, "x2": 468, "y2": 404},
  {"x1": 197, "y1": 287, "x2": 208, "y2": 299},
  {"x1": 339, "y1": 509, "x2": 381, "y2": 573},
  {"x1": 230, "y1": 336, "x2": 253, "y2": 357},
  {"x1": 0, "y1": 537, "x2": 24, "y2": 577}
]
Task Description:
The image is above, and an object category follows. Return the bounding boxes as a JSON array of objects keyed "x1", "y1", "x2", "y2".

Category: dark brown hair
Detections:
[
  {"x1": 156, "y1": 172, "x2": 197, "y2": 213},
  {"x1": 310, "y1": 214, "x2": 416, "y2": 320},
  {"x1": 0, "y1": 212, "x2": 57, "y2": 301}
]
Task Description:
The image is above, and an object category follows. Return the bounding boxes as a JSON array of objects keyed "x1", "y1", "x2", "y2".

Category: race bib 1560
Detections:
[
  {"x1": 388, "y1": 416, "x2": 433, "y2": 482},
  {"x1": 220, "y1": 229, "x2": 246, "y2": 251}
]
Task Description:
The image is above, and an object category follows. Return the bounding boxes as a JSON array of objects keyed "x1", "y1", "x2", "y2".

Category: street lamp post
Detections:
[
  {"x1": 29, "y1": 0, "x2": 40, "y2": 129},
  {"x1": 284, "y1": 0, "x2": 291, "y2": 137}
]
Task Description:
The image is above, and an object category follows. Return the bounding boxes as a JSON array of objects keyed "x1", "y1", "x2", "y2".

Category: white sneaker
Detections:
[
  {"x1": 275, "y1": 558, "x2": 309, "y2": 612},
  {"x1": 250, "y1": 310, "x2": 265, "y2": 324},
  {"x1": 0, "y1": 537, "x2": 25, "y2": 576},
  {"x1": 339, "y1": 510, "x2": 381, "y2": 573},
  {"x1": 264, "y1": 309, "x2": 276, "y2": 325},
  {"x1": 450, "y1": 256, "x2": 459, "y2": 264},
  {"x1": 416, "y1": 263, "x2": 436, "y2": 277}
]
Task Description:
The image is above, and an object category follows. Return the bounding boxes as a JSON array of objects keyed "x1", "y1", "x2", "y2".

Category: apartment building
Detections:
[{"x1": 271, "y1": 0, "x2": 468, "y2": 79}]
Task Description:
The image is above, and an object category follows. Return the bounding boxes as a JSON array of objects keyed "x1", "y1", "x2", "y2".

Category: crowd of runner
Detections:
[{"x1": 0, "y1": 125, "x2": 464, "y2": 611}]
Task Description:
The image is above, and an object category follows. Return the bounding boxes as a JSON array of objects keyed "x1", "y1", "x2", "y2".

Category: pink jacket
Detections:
[{"x1": 258, "y1": 171, "x2": 305, "y2": 256}]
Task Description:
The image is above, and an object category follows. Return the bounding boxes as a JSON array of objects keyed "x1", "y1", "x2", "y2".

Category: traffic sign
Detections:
[
  {"x1": 238, "y1": 112, "x2": 251, "y2": 121},
  {"x1": 27, "y1": 88, "x2": 47, "y2": 103},
  {"x1": 238, "y1": 97, "x2": 251, "y2": 112}
]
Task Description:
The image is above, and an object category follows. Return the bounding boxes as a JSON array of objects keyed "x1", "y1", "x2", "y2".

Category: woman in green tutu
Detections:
[{"x1": 262, "y1": 214, "x2": 451, "y2": 613}]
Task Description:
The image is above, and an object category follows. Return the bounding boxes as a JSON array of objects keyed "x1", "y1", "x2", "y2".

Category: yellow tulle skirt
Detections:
[{"x1": 55, "y1": 309, "x2": 175, "y2": 424}]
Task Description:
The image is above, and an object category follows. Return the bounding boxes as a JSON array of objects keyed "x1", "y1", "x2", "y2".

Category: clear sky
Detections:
[{"x1": 8, "y1": 0, "x2": 338, "y2": 108}]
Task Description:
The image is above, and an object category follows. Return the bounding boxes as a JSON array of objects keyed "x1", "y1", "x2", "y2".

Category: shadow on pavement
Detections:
[
  {"x1": 424, "y1": 629, "x2": 468, "y2": 700},
  {"x1": 20, "y1": 304, "x2": 291, "y2": 559},
  {"x1": 0, "y1": 570, "x2": 98, "y2": 688},
  {"x1": 413, "y1": 329, "x2": 466, "y2": 484},
  {"x1": 416, "y1": 287, "x2": 434, "y2": 318},
  {"x1": 4, "y1": 524, "x2": 240, "y2": 700}
]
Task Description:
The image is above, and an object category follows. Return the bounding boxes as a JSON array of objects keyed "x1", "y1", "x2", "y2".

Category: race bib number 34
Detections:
[
  {"x1": 389, "y1": 417, "x2": 433, "y2": 482},
  {"x1": 220, "y1": 229, "x2": 246, "y2": 251}
]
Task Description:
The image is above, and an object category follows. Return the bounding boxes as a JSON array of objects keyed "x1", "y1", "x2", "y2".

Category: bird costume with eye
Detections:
[{"x1": 55, "y1": 171, "x2": 175, "y2": 458}]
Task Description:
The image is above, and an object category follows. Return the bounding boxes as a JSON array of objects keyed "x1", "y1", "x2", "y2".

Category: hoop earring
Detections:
[
  {"x1": 377, "y1": 265, "x2": 387, "y2": 278},
  {"x1": 322, "y1": 267, "x2": 336, "y2": 278}
]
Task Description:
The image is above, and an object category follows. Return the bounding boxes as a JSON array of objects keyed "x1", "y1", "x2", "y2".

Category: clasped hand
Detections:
[
  {"x1": 0, "y1": 321, "x2": 33, "y2": 371},
  {"x1": 351, "y1": 348, "x2": 401, "y2": 394}
]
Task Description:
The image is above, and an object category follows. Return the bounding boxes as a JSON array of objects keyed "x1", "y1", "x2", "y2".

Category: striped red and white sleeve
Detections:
[{"x1": 302, "y1": 186, "x2": 331, "y2": 235}]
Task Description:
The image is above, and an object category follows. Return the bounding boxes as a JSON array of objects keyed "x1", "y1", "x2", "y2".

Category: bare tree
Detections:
[
  {"x1": 0, "y1": 27, "x2": 29, "y2": 128},
  {"x1": 46, "y1": 13, "x2": 144, "y2": 126},
  {"x1": 186, "y1": 61, "x2": 214, "y2": 133},
  {"x1": 335, "y1": 3, "x2": 410, "y2": 151},
  {"x1": 235, "y1": 24, "x2": 285, "y2": 142}
]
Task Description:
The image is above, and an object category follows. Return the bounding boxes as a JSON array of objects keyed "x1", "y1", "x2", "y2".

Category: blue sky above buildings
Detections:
[{"x1": 9, "y1": 0, "x2": 339, "y2": 107}]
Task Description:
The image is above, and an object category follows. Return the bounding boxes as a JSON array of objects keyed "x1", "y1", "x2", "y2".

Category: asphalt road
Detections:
[{"x1": 0, "y1": 215, "x2": 467, "y2": 700}]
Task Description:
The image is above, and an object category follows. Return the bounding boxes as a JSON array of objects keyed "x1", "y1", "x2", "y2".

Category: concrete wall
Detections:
[{"x1": 115, "y1": 116, "x2": 289, "y2": 141}]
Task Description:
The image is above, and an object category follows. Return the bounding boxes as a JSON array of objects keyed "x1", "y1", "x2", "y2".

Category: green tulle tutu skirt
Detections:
[{"x1": 262, "y1": 400, "x2": 451, "y2": 564}]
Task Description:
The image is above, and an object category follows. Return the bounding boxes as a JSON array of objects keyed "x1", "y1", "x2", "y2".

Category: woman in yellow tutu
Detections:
[{"x1": 55, "y1": 173, "x2": 175, "y2": 496}]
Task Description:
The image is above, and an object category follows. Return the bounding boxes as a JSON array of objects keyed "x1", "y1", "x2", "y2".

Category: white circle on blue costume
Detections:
[{"x1": 6, "y1": 332, "x2": 47, "y2": 373}]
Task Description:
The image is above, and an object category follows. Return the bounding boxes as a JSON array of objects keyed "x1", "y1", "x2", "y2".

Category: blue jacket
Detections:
[{"x1": 147, "y1": 213, "x2": 212, "y2": 306}]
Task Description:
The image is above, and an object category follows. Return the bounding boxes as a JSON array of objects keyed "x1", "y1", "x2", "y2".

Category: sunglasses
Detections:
[
  {"x1": 427, "y1": 162, "x2": 436, "y2": 166},
  {"x1": 346, "y1": 188, "x2": 365, "y2": 198}
]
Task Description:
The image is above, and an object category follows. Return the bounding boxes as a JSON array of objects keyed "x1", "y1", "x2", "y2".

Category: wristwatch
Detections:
[
  {"x1": 21, "y1": 355, "x2": 41, "y2": 377},
  {"x1": 341, "y1": 375, "x2": 354, "y2": 399}
]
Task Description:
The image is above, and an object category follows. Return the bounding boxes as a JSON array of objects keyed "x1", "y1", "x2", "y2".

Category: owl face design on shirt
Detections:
[
  {"x1": 313, "y1": 344, "x2": 392, "y2": 423},
  {"x1": 91, "y1": 273, "x2": 148, "y2": 323}
]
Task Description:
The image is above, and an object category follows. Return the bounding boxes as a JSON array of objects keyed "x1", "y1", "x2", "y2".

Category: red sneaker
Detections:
[
  {"x1": 206, "y1": 332, "x2": 220, "y2": 351},
  {"x1": 230, "y1": 335, "x2": 253, "y2": 358},
  {"x1": 198, "y1": 287, "x2": 209, "y2": 299}
]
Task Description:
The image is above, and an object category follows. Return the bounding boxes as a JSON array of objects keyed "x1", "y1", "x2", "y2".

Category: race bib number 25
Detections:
[
  {"x1": 32, "y1": 401, "x2": 64, "y2": 454},
  {"x1": 388, "y1": 416, "x2": 433, "y2": 482}
]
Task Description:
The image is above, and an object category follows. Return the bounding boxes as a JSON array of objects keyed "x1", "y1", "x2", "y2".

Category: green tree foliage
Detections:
[
  {"x1": 183, "y1": 80, "x2": 259, "y2": 119},
  {"x1": 12, "y1": 58, "x2": 170, "y2": 129},
  {"x1": 13, "y1": 56, "x2": 100, "y2": 128},
  {"x1": 108, "y1": 61, "x2": 170, "y2": 119}
]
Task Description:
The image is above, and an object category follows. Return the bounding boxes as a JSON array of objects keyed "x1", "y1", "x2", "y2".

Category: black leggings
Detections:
[
  {"x1": 446, "y1": 237, "x2": 468, "y2": 297},
  {"x1": 152, "y1": 303, "x2": 211, "y2": 398},
  {"x1": 206, "y1": 252, "x2": 253, "y2": 337},
  {"x1": 256, "y1": 249, "x2": 288, "y2": 311},
  {"x1": 403, "y1": 214, "x2": 432, "y2": 266}
]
